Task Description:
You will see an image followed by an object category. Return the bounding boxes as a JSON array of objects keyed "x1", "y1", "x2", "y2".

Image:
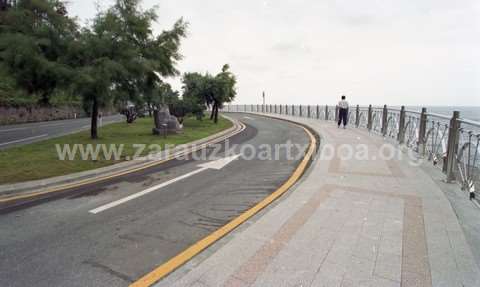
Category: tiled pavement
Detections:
[{"x1": 155, "y1": 114, "x2": 480, "y2": 287}]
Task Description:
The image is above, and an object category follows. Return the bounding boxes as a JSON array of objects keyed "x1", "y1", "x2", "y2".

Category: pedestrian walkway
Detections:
[{"x1": 155, "y1": 114, "x2": 480, "y2": 287}]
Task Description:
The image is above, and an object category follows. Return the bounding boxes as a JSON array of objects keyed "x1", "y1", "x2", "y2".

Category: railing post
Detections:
[
  {"x1": 316, "y1": 105, "x2": 320, "y2": 119},
  {"x1": 274, "y1": 104, "x2": 277, "y2": 114},
  {"x1": 355, "y1": 105, "x2": 360, "y2": 127},
  {"x1": 382, "y1": 104, "x2": 388, "y2": 136},
  {"x1": 299, "y1": 105, "x2": 303, "y2": 117},
  {"x1": 335, "y1": 105, "x2": 339, "y2": 122},
  {"x1": 325, "y1": 105, "x2": 329, "y2": 120},
  {"x1": 269, "y1": 104, "x2": 272, "y2": 113},
  {"x1": 279, "y1": 104, "x2": 282, "y2": 114},
  {"x1": 292, "y1": 105, "x2": 295, "y2": 116},
  {"x1": 445, "y1": 111, "x2": 460, "y2": 181},
  {"x1": 398, "y1": 106, "x2": 406, "y2": 144},
  {"x1": 418, "y1": 107, "x2": 427, "y2": 154},
  {"x1": 307, "y1": 105, "x2": 311, "y2": 118},
  {"x1": 367, "y1": 105, "x2": 373, "y2": 131}
]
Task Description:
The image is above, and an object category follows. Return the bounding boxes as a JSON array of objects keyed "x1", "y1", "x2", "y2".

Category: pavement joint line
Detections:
[
  {"x1": 0, "y1": 134, "x2": 49, "y2": 146},
  {"x1": 0, "y1": 118, "x2": 245, "y2": 203},
  {"x1": 129, "y1": 118, "x2": 317, "y2": 287}
]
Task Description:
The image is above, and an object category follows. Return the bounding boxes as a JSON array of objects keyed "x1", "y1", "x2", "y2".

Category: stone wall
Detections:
[{"x1": 0, "y1": 106, "x2": 86, "y2": 125}]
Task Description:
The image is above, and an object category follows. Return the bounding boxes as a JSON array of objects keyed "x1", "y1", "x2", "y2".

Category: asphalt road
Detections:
[
  {"x1": 0, "y1": 113, "x2": 311, "y2": 287},
  {"x1": 0, "y1": 115, "x2": 124, "y2": 149}
]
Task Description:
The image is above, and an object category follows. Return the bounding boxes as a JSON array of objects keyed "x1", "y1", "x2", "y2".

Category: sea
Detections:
[{"x1": 405, "y1": 106, "x2": 480, "y2": 122}]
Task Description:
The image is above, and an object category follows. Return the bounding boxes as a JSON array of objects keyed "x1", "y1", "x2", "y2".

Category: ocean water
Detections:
[{"x1": 405, "y1": 106, "x2": 480, "y2": 122}]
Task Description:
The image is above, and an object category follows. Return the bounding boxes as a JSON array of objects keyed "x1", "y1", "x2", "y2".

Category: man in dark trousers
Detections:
[{"x1": 337, "y1": 95, "x2": 349, "y2": 128}]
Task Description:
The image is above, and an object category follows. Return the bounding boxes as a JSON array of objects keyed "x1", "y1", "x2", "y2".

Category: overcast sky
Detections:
[{"x1": 69, "y1": 0, "x2": 480, "y2": 106}]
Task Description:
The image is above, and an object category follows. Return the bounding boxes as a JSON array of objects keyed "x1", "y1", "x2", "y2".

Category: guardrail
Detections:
[{"x1": 223, "y1": 104, "x2": 480, "y2": 202}]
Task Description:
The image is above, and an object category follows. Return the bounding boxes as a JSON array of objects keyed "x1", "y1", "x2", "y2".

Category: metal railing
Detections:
[{"x1": 223, "y1": 104, "x2": 480, "y2": 201}]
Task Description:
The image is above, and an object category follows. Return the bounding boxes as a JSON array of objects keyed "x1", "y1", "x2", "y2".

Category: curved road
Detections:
[{"x1": 0, "y1": 114, "x2": 311, "y2": 287}]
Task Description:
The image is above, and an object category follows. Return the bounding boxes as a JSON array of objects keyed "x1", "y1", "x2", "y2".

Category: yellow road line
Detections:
[
  {"x1": 0, "y1": 121, "x2": 245, "y2": 204},
  {"x1": 130, "y1": 122, "x2": 317, "y2": 287}
]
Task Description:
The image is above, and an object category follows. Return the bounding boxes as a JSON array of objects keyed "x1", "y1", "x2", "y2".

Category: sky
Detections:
[{"x1": 68, "y1": 0, "x2": 480, "y2": 106}]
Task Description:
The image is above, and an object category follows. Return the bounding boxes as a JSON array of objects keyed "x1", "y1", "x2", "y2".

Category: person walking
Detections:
[{"x1": 337, "y1": 95, "x2": 349, "y2": 128}]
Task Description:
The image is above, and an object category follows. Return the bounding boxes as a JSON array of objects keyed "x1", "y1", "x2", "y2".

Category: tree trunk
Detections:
[
  {"x1": 214, "y1": 104, "x2": 219, "y2": 124},
  {"x1": 39, "y1": 91, "x2": 50, "y2": 106},
  {"x1": 91, "y1": 97, "x2": 98, "y2": 139},
  {"x1": 210, "y1": 102, "x2": 216, "y2": 120}
]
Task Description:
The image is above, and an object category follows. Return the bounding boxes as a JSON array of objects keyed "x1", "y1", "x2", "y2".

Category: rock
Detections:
[{"x1": 152, "y1": 105, "x2": 183, "y2": 135}]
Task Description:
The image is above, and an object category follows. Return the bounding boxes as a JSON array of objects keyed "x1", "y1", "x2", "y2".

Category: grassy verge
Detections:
[{"x1": 0, "y1": 116, "x2": 232, "y2": 184}]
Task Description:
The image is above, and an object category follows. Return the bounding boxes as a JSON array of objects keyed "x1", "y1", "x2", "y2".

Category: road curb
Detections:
[
  {"x1": 129, "y1": 113, "x2": 319, "y2": 287},
  {"x1": 0, "y1": 115, "x2": 244, "y2": 203}
]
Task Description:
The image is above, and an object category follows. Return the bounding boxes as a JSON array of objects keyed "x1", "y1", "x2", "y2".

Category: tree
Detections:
[
  {"x1": 181, "y1": 72, "x2": 209, "y2": 120},
  {"x1": 210, "y1": 64, "x2": 236, "y2": 123},
  {"x1": 181, "y1": 65, "x2": 236, "y2": 124},
  {"x1": 0, "y1": 0, "x2": 78, "y2": 105},
  {"x1": 69, "y1": 0, "x2": 187, "y2": 139}
]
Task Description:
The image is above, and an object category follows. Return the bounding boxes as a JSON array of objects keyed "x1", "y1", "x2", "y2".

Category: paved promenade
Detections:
[{"x1": 155, "y1": 113, "x2": 480, "y2": 287}]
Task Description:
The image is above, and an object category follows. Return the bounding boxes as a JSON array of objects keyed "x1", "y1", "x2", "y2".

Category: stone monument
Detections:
[{"x1": 152, "y1": 105, "x2": 182, "y2": 135}]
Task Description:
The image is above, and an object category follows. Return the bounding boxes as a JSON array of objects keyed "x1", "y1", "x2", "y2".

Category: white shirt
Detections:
[{"x1": 338, "y1": 100, "x2": 349, "y2": 109}]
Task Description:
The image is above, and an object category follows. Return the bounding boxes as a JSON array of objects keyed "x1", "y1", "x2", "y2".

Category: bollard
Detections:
[
  {"x1": 280, "y1": 104, "x2": 283, "y2": 114},
  {"x1": 316, "y1": 105, "x2": 320, "y2": 119},
  {"x1": 418, "y1": 108, "x2": 427, "y2": 154},
  {"x1": 325, "y1": 105, "x2": 329, "y2": 120},
  {"x1": 270, "y1": 104, "x2": 273, "y2": 113},
  {"x1": 382, "y1": 105, "x2": 388, "y2": 136},
  {"x1": 299, "y1": 105, "x2": 303, "y2": 117},
  {"x1": 244, "y1": 104, "x2": 247, "y2": 112},
  {"x1": 398, "y1": 106, "x2": 406, "y2": 144},
  {"x1": 445, "y1": 111, "x2": 460, "y2": 181},
  {"x1": 274, "y1": 104, "x2": 277, "y2": 114},
  {"x1": 355, "y1": 105, "x2": 360, "y2": 127},
  {"x1": 308, "y1": 105, "x2": 311, "y2": 118},
  {"x1": 335, "y1": 105, "x2": 339, "y2": 122},
  {"x1": 367, "y1": 105, "x2": 373, "y2": 131},
  {"x1": 292, "y1": 105, "x2": 295, "y2": 116}
]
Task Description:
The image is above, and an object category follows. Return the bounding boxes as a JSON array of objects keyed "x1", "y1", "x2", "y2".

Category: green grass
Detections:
[{"x1": 0, "y1": 116, "x2": 232, "y2": 184}]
